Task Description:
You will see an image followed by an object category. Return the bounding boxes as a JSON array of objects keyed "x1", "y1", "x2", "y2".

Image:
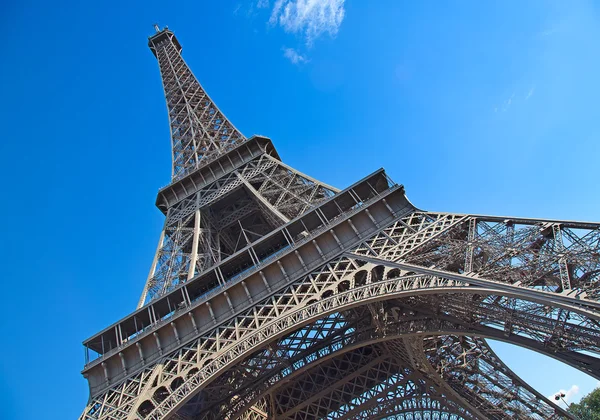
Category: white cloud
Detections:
[
  {"x1": 270, "y1": 0, "x2": 346, "y2": 46},
  {"x1": 548, "y1": 384, "x2": 580, "y2": 408},
  {"x1": 526, "y1": 86, "x2": 535, "y2": 100},
  {"x1": 257, "y1": 0, "x2": 270, "y2": 8},
  {"x1": 565, "y1": 384, "x2": 580, "y2": 401},
  {"x1": 495, "y1": 92, "x2": 515, "y2": 113},
  {"x1": 494, "y1": 86, "x2": 536, "y2": 112},
  {"x1": 282, "y1": 47, "x2": 309, "y2": 64}
]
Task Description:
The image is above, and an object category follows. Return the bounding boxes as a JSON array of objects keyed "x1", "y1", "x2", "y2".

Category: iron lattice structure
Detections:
[{"x1": 80, "y1": 27, "x2": 600, "y2": 420}]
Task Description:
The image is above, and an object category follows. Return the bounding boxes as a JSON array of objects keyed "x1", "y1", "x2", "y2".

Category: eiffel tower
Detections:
[{"x1": 80, "y1": 26, "x2": 600, "y2": 420}]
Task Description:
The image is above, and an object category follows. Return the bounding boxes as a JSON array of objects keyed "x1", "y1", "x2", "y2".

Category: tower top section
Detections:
[
  {"x1": 148, "y1": 26, "x2": 246, "y2": 181},
  {"x1": 148, "y1": 25, "x2": 181, "y2": 58}
]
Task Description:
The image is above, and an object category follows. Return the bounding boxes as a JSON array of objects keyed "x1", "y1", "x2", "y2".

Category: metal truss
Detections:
[
  {"x1": 353, "y1": 213, "x2": 600, "y2": 299},
  {"x1": 149, "y1": 28, "x2": 245, "y2": 181},
  {"x1": 81, "y1": 229, "x2": 598, "y2": 419},
  {"x1": 138, "y1": 153, "x2": 338, "y2": 307},
  {"x1": 80, "y1": 26, "x2": 600, "y2": 420}
]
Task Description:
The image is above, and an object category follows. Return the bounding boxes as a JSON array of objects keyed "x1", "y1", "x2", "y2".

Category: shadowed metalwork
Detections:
[{"x1": 79, "y1": 26, "x2": 600, "y2": 420}]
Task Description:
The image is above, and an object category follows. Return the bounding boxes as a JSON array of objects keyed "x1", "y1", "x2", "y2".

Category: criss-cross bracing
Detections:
[{"x1": 80, "y1": 27, "x2": 600, "y2": 420}]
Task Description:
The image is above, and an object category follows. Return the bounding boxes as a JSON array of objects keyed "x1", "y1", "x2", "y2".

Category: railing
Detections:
[{"x1": 83, "y1": 184, "x2": 406, "y2": 373}]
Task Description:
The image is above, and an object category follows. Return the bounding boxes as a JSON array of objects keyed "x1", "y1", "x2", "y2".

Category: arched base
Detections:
[{"x1": 175, "y1": 300, "x2": 573, "y2": 419}]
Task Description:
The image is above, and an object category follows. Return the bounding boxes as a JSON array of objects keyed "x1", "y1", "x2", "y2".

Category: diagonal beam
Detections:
[
  {"x1": 278, "y1": 354, "x2": 391, "y2": 418},
  {"x1": 348, "y1": 253, "x2": 600, "y2": 316}
]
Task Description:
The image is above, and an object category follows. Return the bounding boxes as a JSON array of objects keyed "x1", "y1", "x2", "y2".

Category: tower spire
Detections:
[{"x1": 148, "y1": 27, "x2": 246, "y2": 181}]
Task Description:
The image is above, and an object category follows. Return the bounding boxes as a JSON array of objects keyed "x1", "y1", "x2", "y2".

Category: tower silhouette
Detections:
[{"x1": 80, "y1": 27, "x2": 600, "y2": 420}]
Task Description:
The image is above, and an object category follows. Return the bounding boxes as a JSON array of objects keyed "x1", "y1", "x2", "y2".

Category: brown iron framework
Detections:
[{"x1": 79, "y1": 26, "x2": 600, "y2": 420}]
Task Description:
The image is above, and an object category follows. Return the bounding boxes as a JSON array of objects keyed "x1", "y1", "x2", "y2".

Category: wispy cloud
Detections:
[
  {"x1": 494, "y1": 86, "x2": 536, "y2": 112},
  {"x1": 526, "y1": 86, "x2": 535, "y2": 100},
  {"x1": 234, "y1": 1, "x2": 268, "y2": 18},
  {"x1": 495, "y1": 92, "x2": 515, "y2": 113},
  {"x1": 233, "y1": 3, "x2": 243, "y2": 15},
  {"x1": 505, "y1": 94, "x2": 514, "y2": 110},
  {"x1": 270, "y1": 0, "x2": 346, "y2": 46},
  {"x1": 238, "y1": 1, "x2": 345, "y2": 66},
  {"x1": 548, "y1": 384, "x2": 580, "y2": 408},
  {"x1": 282, "y1": 47, "x2": 309, "y2": 65}
]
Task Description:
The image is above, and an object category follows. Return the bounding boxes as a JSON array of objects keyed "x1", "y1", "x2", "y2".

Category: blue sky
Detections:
[{"x1": 1, "y1": 1, "x2": 599, "y2": 418}]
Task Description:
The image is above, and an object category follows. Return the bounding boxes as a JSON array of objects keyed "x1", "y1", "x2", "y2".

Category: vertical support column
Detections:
[
  {"x1": 347, "y1": 219, "x2": 361, "y2": 239},
  {"x1": 348, "y1": 188, "x2": 362, "y2": 204},
  {"x1": 119, "y1": 352, "x2": 127, "y2": 374},
  {"x1": 171, "y1": 322, "x2": 181, "y2": 345},
  {"x1": 382, "y1": 198, "x2": 398, "y2": 218},
  {"x1": 241, "y1": 281, "x2": 253, "y2": 303},
  {"x1": 364, "y1": 208, "x2": 380, "y2": 228},
  {"x1": 102, "y1": 362, "x2": 109, "y2": 385},
  {"x1": 281, "y1": 228, "x2": 296, "y2": 247},
  {"x1": 330, "y1": 229, "x2": 342, "y2": 247},
  {"x1": 464, "y1": 218, "x2": 476, "y2": 273},
  {"x1": 188, "y1": 210, "x2": 202, "y2": 280},
  {"x1": 136, "y1": 342, "x2": 145, "y2": 366},
  {"x1": 552, "y1": 224, "x2": 572, "y2": 291},
  {"x1": 215, "y1": 266, "x2": 226, "y2": 286},
  {"x1": 188, "y1": 312, "x2": 199, "y2": 334},
  {"x1": 259, "y1": 271, "x2": 272, "y2": 292},
  {"x1": 206, "y1": 302, "x2": 217, "y2": 324},
  {"x1": 154, "y1": 332, "x2": 163, "y2": 356},
  {"x1": 182, "y1": 286, "x2": 191, "y2": 306},
  {"x1": 115, "y1": 326, "x2": 122, "y2": 347},
  {"x1": 312, "y1": 240, "x2": 325, "y2": 259},
  {"x1": 138, "y1": 229, "x2": 166, "y2": 308},
  {"x1": 506, "y1": 220, "x2": 515, "y2": 243}
]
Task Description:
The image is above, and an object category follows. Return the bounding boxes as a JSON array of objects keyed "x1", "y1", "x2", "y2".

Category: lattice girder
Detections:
[
  {"x1": 354, "y1": 214, "x2": 600, "y2": 300},
  {"x1": 138, "y1": 153, "x2": 338, "y2": 307},
  {"x1": 195, "y1": 306, "x2": 570, "y2": 419},
  {"x1": 81, "y1": 240, "x2": 596, "y2": 419},
  {"x1": 149, "y1": 29, "x2": 245, "y2": 181},
  {"x1": 203, "y1": 325, "x2": 472, "y2": 419},
  {"x1": 81, "y1": 27, "x2": 600, "y2": 420}
]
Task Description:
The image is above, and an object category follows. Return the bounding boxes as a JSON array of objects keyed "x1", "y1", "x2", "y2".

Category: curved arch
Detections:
[
  {"x1": 372, "y1": 409, "x2": 463, "y2": 420},
  {"x1": 265, "y1": 356, "x2": 466, "y2": 420},
  {"x1": 143, "y1": 273, "x2": 595, "y2": 418},
  {"x1": 169, "y1": 377, "x2": 183, "y2": 392},
  {"x1": 216, "y1": 332, "x2": 471, "y2": 419},
  {"x1": 362, "y1": 396, "x2": 464, "y2": 420},
  {"x1": 82, "y1": 251, "x2": 600, "y2": 420},
  {"x1": 207, "y1": 324, "x2": 570, "y2": 419},
  {"x1": 152, "y1": 386, "x2": 169, "y2": 404},
  {"x1": 337, "y1": 279, "x2": 350, "y2": 293},
  {"x1": 137, "y1": 400, "x2": 155, "y2": 418},
  {"x1": 354, "y1": 269, "x2": 368, "y2": 287},
  {"x1": 386, "y1": 268, "x2": 401, "y2": 280},
  {"x1": 370, "y1": 265, "x2": 385, "y2": 282}
]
